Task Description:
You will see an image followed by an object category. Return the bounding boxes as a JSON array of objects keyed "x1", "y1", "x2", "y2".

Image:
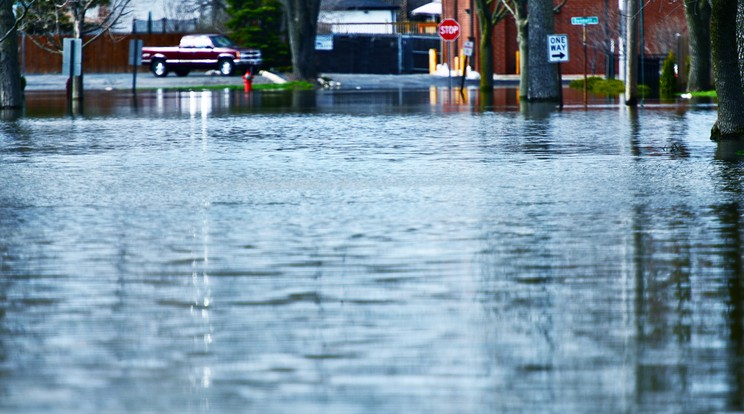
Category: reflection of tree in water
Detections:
[
  {"x1": 630, "y1": 204, "x2": 694, "y2": 408},
  {"x1": 628, "y1": 107, "x2": 691, "y2": 158},
  {"x1": 713, "y1": 162, "x2": 744, "y2": 409}
]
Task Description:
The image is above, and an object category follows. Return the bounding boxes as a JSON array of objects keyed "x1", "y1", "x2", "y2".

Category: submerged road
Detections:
[{"x1": 22, "y1": 72, "x2": 523, "y2": 92}]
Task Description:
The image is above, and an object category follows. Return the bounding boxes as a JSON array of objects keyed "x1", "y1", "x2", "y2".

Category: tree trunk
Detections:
[
  {"x1": 710, "y1": 0, "x2": 744, "y2": 141},
  {"x1": 684, "y1": 0, "x2": 712, "y2": 91},
  {"x1": 475, "y1": 0, "x2": 494, "y2": 91},
  {"x1": 280, "y1": 0, "x2": 321, "y2": 81},
  {"x1": 526, "y1": 0, "x2": 558, "y2": 101},
  {"x1": 479, "y1": 29, "x2": 494, "y2": 91},
  {"x1": 71, "y1": 5, "x2": 84, "y2": 101},
  {"x1": 624, "y1": 0, "x2": 639, "y2": 106},
  {"x1": 0, "y1": 0, "x2": 22, "y2": 109},
  {"x1": 512, "y1": 0, "x2": 528, "y2": 99}
]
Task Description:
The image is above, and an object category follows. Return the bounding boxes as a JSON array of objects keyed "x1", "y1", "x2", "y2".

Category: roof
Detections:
[
  {"x1": 321, "y1": 0, "x2": 399, "y2": 11},
  {"x1": 411, "y1": 0, "x2": 441, "y2": 15}
]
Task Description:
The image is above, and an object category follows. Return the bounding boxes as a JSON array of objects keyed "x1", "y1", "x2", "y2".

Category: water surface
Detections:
[{"x1": 1, "y1": 88, "x2": 741, "y2": 413}]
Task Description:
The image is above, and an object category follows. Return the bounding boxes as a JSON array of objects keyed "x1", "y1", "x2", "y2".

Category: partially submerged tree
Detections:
[
  {"x1": 683, "y1": 0, "x2": 712, "y2": 91},
  {"x1": 525, "y1": 0, "x2": 560, "y2": 101},
  {"x1": 501, "y1": 0, "x2": 528, "y2": 97},
  {"x1": 710, "y1": 0, "x2": 744, "y2": 141},
  {"x1": 473, "y1": 0, "x2": 508, "y2": 91},
  {"x1": 277, "y1": 0, "x2": 321, "y2": 81},
  {"x1": 0, "y1": 0, "x2": 34, "y2": 109}
]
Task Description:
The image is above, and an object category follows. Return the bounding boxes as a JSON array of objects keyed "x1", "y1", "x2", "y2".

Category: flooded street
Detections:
[{"x1": 1, "y1": 88, "x2": 742, "y2": 413}]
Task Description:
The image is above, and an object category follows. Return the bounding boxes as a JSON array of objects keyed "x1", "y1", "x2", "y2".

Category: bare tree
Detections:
[
  {"x1": 0, "y1": 0, "x2": 34, "y2": 43},
  {"x1": 21, "y1": 0, "x2": 132, "y2": 100},
  {"x1": 581, "y1": 2, "x2": 621, "y2": 78},
  {"x1": 192, "y1": 0, "x2": 229, "y2": 32},
  {"x1": 646, "y1": 14, "x2": 686, "y2": 55},
  {"x1": 22, "y1": 0, "x2": 132, "y2": 52},
  {"x1": 473, "y1": 0, "x2": 509, "y2": 91},
  {"x1": 501, "y1": 0, "x2": 528, "y2": 97},
  {"x1": 162, "y1": 0, "x2": 199, "y2": 31}
]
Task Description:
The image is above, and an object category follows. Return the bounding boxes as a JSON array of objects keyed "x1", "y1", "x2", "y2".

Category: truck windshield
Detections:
[{"x1": 211, "y1": 36, "x2": 236, "y2": 48}]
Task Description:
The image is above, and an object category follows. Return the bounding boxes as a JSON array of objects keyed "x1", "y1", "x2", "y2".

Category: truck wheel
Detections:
[
  {"x1": 151, "y1": 59, "x2": 168, "y2": 77},
  {"x1": 175, "y1": 69, "x2": 190, "y2": 77},
  {"x1": 218, "y1": 59, "x2": 235, "y2": 76}
]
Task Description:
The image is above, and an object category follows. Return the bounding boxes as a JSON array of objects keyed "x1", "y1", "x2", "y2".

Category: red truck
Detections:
[{"x1": 141, "y1": 34, "x2": 262, "y2": 77}]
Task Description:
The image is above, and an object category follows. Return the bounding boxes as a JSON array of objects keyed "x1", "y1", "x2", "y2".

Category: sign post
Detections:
[
  {"x1": 438, "y1": 18, "x2": 461, "y2": 90},
  {"x1": 459, "y1": 40, "x2": 474, "y2": 94},
  {"x1": 547, "y1": 34, "x2": 569, "y2": 110},
  {"x1": 62, "y1": 38, "x2": 82, "y2": 104},
  {"x1": 129, "y1": 39, "x2": 143, "y2": 94},
  {"x1": 571, "y1": 16, "x2": 599, "y2": 108}
]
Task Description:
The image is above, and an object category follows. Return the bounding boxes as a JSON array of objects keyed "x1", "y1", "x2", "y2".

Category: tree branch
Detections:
[
  {"x1": 553, "y1": 0, "x2": 568, "y2": 13},
  {"x1": 0, "y1": 0, "x2": 36, "y2": 43}
]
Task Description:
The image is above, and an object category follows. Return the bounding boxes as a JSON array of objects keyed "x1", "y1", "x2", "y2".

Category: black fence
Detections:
[
  {"x1": 639, "y1": 55, "x2": 663, "y2": 96},
  {"x1": 316, "y1": 34, "x2": 439, "y2": 75},
  {"x1": 132, "y1": 18, "x2": 198, "y2": 34}
]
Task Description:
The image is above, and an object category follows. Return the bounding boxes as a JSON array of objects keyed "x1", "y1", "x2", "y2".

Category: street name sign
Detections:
[
  {"x1": 571, "y1": 16, "x2": 599, "y2": 25},
  {"x1": 547, "y1": 34, "x2": 569, "y2": 63},
  {"x1": 438, "y1": 18, "x2": 461, "y2": 42}
]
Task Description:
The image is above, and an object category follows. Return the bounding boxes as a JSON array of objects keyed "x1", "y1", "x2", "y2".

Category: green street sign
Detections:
[{"x1": 571, "y1": 16, "x2": 599, "y2": 25}]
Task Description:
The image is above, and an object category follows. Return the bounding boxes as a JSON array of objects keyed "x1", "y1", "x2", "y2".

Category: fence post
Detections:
[{"x1": 429, "y1": 49, "x2": 437, "y2": 74}]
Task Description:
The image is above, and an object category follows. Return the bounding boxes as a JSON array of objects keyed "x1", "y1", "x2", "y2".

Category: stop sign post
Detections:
[{"x1": 438, "y1": 18, "x2": 461, "y2": 90}]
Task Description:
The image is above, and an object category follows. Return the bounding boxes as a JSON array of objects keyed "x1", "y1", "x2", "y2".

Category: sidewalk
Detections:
[{"x1": 22, "y1": 72, "x2": 582, "y2": 92}]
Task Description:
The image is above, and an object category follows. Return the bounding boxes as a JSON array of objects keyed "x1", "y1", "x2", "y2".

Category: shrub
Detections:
[
  {"x1": 659, "y1": 51, "x2": 677, "y2": 99},
  {"x1": 569, "y1": 76, "x2": 625, "y2": 96}
]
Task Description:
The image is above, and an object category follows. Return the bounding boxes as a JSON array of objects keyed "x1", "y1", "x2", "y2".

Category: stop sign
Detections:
[{"x1": 438, "y1": 18, "x2": 461, "y2": 42}]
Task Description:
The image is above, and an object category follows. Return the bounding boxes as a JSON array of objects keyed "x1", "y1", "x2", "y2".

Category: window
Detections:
[{"x1": 211, "y1": 36, "x2": 236, "y2": 48}]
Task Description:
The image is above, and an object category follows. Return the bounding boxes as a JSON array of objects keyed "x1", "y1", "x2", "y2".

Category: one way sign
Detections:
[{"x1": 547, "y1": 34, "x2": 569, "y2": 63}]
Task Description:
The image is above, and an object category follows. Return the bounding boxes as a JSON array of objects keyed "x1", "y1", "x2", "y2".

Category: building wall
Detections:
[
  {"x1": 440, "y1": 0, "x2": 686, "y2": 75},
  {"x1": 319, "y1": 10, "x2": 398, "y2": 34}
]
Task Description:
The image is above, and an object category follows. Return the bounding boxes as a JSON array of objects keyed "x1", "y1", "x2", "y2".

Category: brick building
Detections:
[{"x1": 439, "y1": 0, "x2": 687, "y2": 76}]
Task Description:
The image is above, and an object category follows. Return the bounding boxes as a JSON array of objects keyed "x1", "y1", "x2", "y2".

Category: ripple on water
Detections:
[{"x1": 0, "y1": 92, "x2": 740, "y2": 414}]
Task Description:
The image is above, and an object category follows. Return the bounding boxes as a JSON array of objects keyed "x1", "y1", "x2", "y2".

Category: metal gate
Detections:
[
  {"x1": 400, "y1": 35, "x2": 439, "y2": 73},
  {"x1": 316, "y1": 34, "x2": 439, "y2": 74}
]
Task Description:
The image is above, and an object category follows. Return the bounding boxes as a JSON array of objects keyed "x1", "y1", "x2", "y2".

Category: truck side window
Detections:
[
  {"x1": 195, "y1": 37, "x2": 212, "y2": 48},
  {"x1": 211, "y1": 36, "x2": 234, "y2": 48}
]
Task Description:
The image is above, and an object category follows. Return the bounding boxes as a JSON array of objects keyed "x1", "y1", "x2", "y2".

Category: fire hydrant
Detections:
[{"x1": 243, "y1": 71, "x2": 253, "y2": 92}]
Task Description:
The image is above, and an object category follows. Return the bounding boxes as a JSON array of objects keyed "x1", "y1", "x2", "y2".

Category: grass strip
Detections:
[
  {"x1": 687, "y1": 90, "x2": 717, "y2": 98},
  {"x1": 143, "y1": 81, "x2": 315, "y2": 92}
]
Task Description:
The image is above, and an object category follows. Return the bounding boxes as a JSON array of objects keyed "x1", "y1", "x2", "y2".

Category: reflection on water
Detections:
[{"x1": 0, "y1": 88, "x2": 739, "y2": 413}]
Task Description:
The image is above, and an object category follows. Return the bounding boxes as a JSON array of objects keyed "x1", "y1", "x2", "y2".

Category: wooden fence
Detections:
[{"x1": 20, "y1": 33, "x2": 186, "y2": 74}]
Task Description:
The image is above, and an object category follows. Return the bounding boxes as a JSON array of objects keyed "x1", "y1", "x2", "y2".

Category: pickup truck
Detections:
[{"x1": 141, "y1": 34, "x2": 262, "y2": 77}]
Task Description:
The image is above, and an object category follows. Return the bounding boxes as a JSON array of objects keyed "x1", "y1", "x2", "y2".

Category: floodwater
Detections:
[{"x1": 0, "y1": 87, "x2": 742, "y2": 413}]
